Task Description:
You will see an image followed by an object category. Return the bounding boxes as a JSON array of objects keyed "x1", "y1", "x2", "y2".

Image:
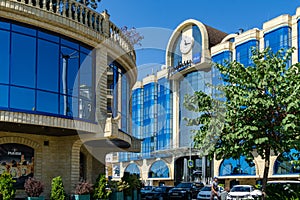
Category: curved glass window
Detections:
[
  {"x1": 179, "y1": 70, "x2": 211, "y2": 147},
  {"x1": 235, "y1": 40, "x2": 259, "y2": 67},
  {"x1": 0, "y1": 19, "x2": 95, "y2": 121},
  {"x1": 274, "y1": 149, "x2": 300, "y2": 175},
  {"x1": 108, "y1": 61, "x2": 130, "y2": 134},
  {"x1": 171, "y1": 34, "x2": 182, "y2": 67},
  {"x1": 219, "y1": 156, "x2": 256, "y2": 176},
  {"x1": 148, "y1": 160, "x2": 169, "y2": 178},
  {"x1": 192, "y1": 25, "x2": 202, "y2": 64},
  {"x1": 125, "y1": 163, "x2": 140, "y2": 175}
]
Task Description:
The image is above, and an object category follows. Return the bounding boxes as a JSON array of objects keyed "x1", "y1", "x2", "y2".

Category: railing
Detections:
[{"x1": 0, "y1": 0, "x2": 135, "y2": 60}]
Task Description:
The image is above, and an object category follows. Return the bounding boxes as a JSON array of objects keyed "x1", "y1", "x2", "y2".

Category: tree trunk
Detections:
[{"x1": 261, "y1": 147, "x2": 270, "y2": 200}]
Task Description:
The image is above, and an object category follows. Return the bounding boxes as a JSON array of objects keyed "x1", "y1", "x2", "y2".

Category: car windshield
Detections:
[
  {"x1": 143, "y1": 186, "x2": 153, "y2": 190},
  {"x1": 176, "y1": 183, "x2": 192, "y2": 188},
  {"x1": 154, "y1": 187, "x2": 164, "y2": 192},
  {"x1": 201, "y1": 186, "x2": 211, "y2": 191},
  {"x1": 231, "y1": 186, "x2": 250, "y2": 192}
]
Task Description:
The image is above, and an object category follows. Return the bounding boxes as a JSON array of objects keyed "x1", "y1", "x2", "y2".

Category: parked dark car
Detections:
[
  {"x1": 141, "y1": 186, "x2": 156, "y2": 199},
  {"x1": 144, "y1": 186, "x2": 174, "y2": 200},
  {"x1": 168, "y1": 182, "x2": 204, "y2": 200}
]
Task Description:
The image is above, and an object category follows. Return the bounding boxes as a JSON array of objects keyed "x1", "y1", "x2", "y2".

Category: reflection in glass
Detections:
[
  {"x1": 37, "y1": 91, "x2": 59, "y2": 114},
  {"x1": 148, "y1": 160, "x2": 169, "y2": 178},
  {"x1": 219, "y1": 156, "x2": 256, "y2": 176},
  {"x1": 11, "y1": 33, "x2": 36, "y2": 88},
  {"x1": 0, "y1": 85, "x2": 8, "y2": 107},
  {"x1": 274, "y1": 149, "x2": 300, "y2": 175},
  {"x1": 10, "y1": 87, "x2": 35, "y2": 111},
  {"x1": 0, "y1": 30, "x2": 10, "y2": 84},
  {"x1": 37, "y1": 39, "x2": 59, "y2": 92},
  {"x1": 125, "y1": 163, "x2": 140, "y2": 175}
]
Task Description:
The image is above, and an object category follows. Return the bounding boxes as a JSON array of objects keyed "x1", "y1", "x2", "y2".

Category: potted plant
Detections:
[
  {"x1": 74, "y1": 181, "x2": 93, "y2": 200},
  {"x1": 109, "y1": 180, "x2": 129, "y2": 200},
  {"x1": 24, "y1": 177, "x2": 44, "y2": 200},
  {"x1": 93, "y1": 174, "x2": 112, "y2": 200},
  {"x1": 50, "y1": 176, "x2": 66, "y2": 200},
  {"x1": 121, "y1": 172, "x2": 142, "y2": 200},
  {"x1": 0, "y1": 172, "x2": 16, "y2": 200}
]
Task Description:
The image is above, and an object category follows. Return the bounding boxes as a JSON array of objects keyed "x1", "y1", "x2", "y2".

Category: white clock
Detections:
[{"x1": 180, "y1": 35, "x2": 194, "y2": 54}]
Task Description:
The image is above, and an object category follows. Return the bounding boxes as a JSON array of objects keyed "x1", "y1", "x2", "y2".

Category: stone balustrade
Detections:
[{"x1": 0, "y1": 0, "x2": 135, "y2": 61}]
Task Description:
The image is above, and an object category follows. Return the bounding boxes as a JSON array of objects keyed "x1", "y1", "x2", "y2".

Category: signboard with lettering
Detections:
[
  {"x1": 192, "y1": 52, "x2": 201, "y2": 64},
  {"x1": 0, "y1": 143, "x2": 34, "y2": 189}
]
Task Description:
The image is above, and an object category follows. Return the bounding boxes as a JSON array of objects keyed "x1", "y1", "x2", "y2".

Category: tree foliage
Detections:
[
  {"x1": 121, "y1": 26, "x2": 144, "y2": 47},
  {"x1": 184, "y1": 47, "x2": 300, "y2": 197},
  {"x1": 77, "y1": 0, "x2": 101, "y2": 9},
  {"x1": 0, "y1": 173, "x2": 16, "y2": 200},
  {"x1": 93, "y1": 174, "x2": 112, "y2": 199}
]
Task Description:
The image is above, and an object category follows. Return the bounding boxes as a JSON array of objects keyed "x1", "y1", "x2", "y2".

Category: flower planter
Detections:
[
  {"x1": 73, "y1": 194, "x2": 90, "y2": 200},
  {"x1": 27, "y1": 197, "x2": 45, "y2": 200},
  {"x1": 110, "y1": 191, "x2": 124, "y2": 200}
]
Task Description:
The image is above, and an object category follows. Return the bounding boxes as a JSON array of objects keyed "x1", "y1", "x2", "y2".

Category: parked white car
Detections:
[
  {"x1": 197, "y1": 185, "x2": 226, "y2": 200},
  {"x1": 226, "y1": 185, "x2": 262, "y2": 200}
]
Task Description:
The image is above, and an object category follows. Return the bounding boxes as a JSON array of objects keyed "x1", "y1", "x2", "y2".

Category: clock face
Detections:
[{"x1": 180, "y1": 35, "x2": 194, "y2": 54}]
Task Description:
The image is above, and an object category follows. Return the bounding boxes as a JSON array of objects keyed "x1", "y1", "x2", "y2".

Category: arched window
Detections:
[
  {"x1": 274, "y1": 149, "x2": 300, "y2": 175},
  {"x1": 124, "y1": 163, "x2": 140, "y2": 175},
  {"x1": 219, "y1": 156, "x2": 256, "y2": 176},
  {"x1": 0, "y1": 143, "x2": 34, "y2": 189},
  {"x1": 148, "y1": 160, "x2": 169, "y2": 178}
]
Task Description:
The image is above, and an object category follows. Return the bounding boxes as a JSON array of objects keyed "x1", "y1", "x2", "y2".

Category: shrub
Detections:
[
  {"x1": 24, "y1": 177, "x2": 44, "y2": 197},
  {"x1": 75, "y1": 181, "x2": 93, "y2": 195},
  {"x1": 93, "y1": 174, "x2": 112, "y2": 199},
  {"x1": 50, "y1": 176, "x2": 66, "y2": 200},
  {"x1": 0, "y1": 173, "x2": 16, "y2": 200}
]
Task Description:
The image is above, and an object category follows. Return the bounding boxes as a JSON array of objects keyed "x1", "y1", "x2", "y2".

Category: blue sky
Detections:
[{"x1": 98, "y1": 1, "x2": 300, "y2": 79}]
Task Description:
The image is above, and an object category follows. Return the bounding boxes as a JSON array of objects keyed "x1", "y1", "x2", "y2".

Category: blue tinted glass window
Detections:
[
  {"x1": 10, "y1": 87, "x2": 35, "y2": 110},
  {"x1": 125, "y1": 163, "x2": 140, "y2": 175},
  {"x1": 149, "y1": 160, "x2": 169, "y2": 178},
  {"x1": 235, "y1": 40, "x2": 258, "y2": 67},
  {"x1": 79, "y1": 53, "x2": 93, "y2": 91},
  {"x1": 37, "y1": 91, "x2": 59, "y2": 114},
  {"x1": 60, "y1": 47, "x2": 79, "y2": 96},
  {"x1": 192, "y1": 25, "x2": 202, "y2": 63},
  {"x1": 37, "y1": 39, "x2": 59, "y2": 92},
  {"x1": 219, "y1": 156, "x2": 256, "y2": 176},
  {"x1": 0, "y1": 30, "x2": 10, "y2": 84},
  {"x1": 11, "y1": 33, "x2": 36, "y2": 88},
  {"x1": 274, "y1": 149, "x2": 300, "y2": 175},
  {"x1": 172, "y1": 35, "x2": 182, "y2": 67},
  {"x1": 38, "y1": 31, "x2": 59, "y2": 43},
  {"x1": 0, "y1": 85, "x2": 8, "y2": 107},
  {"x1": 264, "y1": 26, "x2": 291, "y2": 53},
  {"x1": 61, "y1": 38, "x2": 79, "y2": 50},
  {"x1": 59, "y1": 95, "x2": 74, "y2": 117},
  {"x1": 12, "y1": 24, "x2": 36, "y2": 36},
  {"x1": 0, "y1": 20, "x2": 10, "y2": 30}
]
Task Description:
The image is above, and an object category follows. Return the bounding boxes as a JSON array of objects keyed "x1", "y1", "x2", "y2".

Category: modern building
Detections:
[
  {"x1": 112, "y1": 7, "x2": 300, "y2": 188},
  {"x1": 0, "y1": 0, "x2": 140, "y2": 198}
]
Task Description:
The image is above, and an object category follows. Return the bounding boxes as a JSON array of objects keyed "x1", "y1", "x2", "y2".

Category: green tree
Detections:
[
  {"x1": 184, "y1": 47, "x2": 300, "y2": 199},
  {"x1": 50, "y1": 176, "x2": 66, "y2": 200}
]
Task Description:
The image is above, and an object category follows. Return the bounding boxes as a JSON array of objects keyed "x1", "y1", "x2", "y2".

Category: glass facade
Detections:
[
  {"x1": 274, "y1": 149, "x2": 300, "y2": 175},
  {"x1": 179, "y1": 70, "x2": 211, "y2": 147},
  {"x1": 236, "y1": 40, "x2": 259, "y2": 67},
  {"x1": 108, "y1": 62, "x2": 131, "y2": 133},
  {"x1": 0, "y1": 19, "x2": 94, "y2": 121},
  {"x1": 171, "y1": 35, "x2": 182, "y2": 67},
  {"x1": 148, "y1": 160, "x2": 169, "y2": 178},
  {"x1": 192, "y1": 25, "x2": 202, "y2": 64},
  {"x1": 119, "y1": 76, "x2": 172, "y2": 162},
  {"x1": 219, "y1": 156, "x2": 256, "y2": 176}
]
